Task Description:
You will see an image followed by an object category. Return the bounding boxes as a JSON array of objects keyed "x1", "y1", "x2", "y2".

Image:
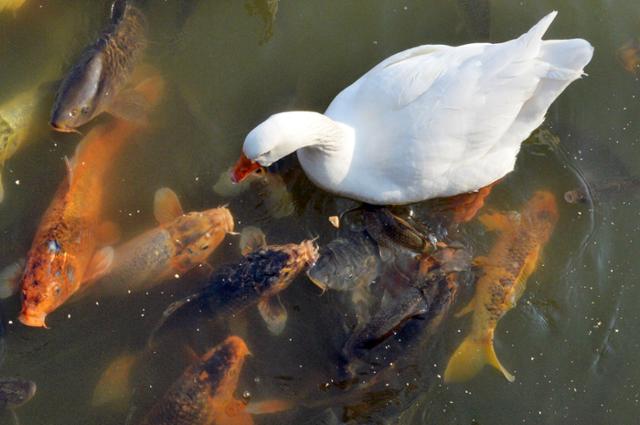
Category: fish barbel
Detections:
[{"x1": 444, "y1": 191, "x2": 558, "y2": 383}]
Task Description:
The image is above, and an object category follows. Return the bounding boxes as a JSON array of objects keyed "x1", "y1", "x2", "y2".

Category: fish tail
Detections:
[{"x1": 444, "y1": 335, "x2": 514, "y2": 383}]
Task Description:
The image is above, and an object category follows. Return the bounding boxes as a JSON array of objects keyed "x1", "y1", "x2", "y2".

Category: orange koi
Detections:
[
  {"x1": 444, "y1": 191, "x2": 558, "y2": 383},
  {"x1": 139, "y1": 336, "x2": 290, "y2": 425},
  {"x1": 18, "y1": 76, "x2": 164, "y2": 327},
  {"x1": 93, "y1": 188, "x2": 234, "y2": 296}
]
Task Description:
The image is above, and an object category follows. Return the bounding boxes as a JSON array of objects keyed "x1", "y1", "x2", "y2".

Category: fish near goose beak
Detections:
[{"x1": 230, "y1": 153, "x2": 261, "y2": 183}]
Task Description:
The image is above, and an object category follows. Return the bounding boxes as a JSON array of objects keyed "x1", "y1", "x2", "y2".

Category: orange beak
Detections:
[{"x1": 230, "y1": 153, "x2": 261, "y2": 183}]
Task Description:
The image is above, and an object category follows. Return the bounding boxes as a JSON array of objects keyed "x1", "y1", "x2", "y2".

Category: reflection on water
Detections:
[{"x1": 0, "y1": 0, "x2": 639, "y2": 424}]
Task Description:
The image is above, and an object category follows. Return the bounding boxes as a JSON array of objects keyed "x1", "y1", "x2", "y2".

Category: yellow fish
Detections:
[
  {"x1": 444, "y1": 191, "x2": 558, "y2": 383},
  {"x1": 0, "y1": 85, "x2": 49, "y2": 202}
]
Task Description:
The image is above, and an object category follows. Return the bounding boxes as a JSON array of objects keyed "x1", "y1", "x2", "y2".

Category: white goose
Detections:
[{"x1": 232, "y1": 11, "x2": 593, "y2": 205}]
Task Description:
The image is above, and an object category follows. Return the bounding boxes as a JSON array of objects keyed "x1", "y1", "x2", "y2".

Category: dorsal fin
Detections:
[{"x1": 154, "y1": 188, "x2": 184, "y2": 224}]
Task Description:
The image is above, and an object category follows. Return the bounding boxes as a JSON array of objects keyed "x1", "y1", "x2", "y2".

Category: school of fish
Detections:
[{"x1": 0, "y1": 1, "x2": 610, "y2": 424}]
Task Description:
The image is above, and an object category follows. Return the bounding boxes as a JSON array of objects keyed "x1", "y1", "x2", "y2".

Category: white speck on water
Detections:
[{"x1": 14, "y1": 180, "x2": 20, "y2": 185}]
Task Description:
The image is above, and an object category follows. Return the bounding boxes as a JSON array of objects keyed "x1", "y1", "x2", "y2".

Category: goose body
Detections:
[{"x1": 236, "y1": 12, "x2": 593, "y2": 205}]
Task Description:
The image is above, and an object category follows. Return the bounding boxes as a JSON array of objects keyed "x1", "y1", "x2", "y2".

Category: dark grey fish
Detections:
[
  {"x1": 50, "y1": 0, "x2": 147, "y2": 132},
  {"x1": 339, "y1": 250, "x2": 462, "y2": 381},
  {"x1": 564, "y1": 177, "x2": 640, "y2": 204},
  {"x1": 362, "y1": 207, "x2": 433, "y2": 254},
  {"x1": 149, "y1": 241, "x2": 318, "y2": 344},
  {"x1": 0, "y1": 378, "x2": 36, "y2": 410},
  {"x1": 306, "y1": 232, "x2": 380, "y2": 293}
]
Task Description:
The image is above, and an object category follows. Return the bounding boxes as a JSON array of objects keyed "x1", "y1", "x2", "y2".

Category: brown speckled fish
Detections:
[
  {"x1": 92, "y1": 188, "x2": 234, "y2": 296},
  {"x1": 444, "y1": 191, "x2": 558, "y2": 383},
  {"x1": 139, "y1": 336, "x2": 289, "y2": 425}
]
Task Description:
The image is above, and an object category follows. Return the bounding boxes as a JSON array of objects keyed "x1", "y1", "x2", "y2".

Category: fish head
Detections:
[
  {"x1": 169, "y1": 208, "x2": 235, "y2": 272},
  {"x1": 199, "y1": 336, "x2": 250, "y2": 399},
  {"x1": 18, "y1": 241, "x2": 79, "y2": 327},
  {"x1": 259, "y1": 240, "x2": 319, "y2": 297},
  {"x1": 50, "y1": 54, "x2": 104, "y2": 132},
  {"x1": 525, "y1": 191, "x2": 559, "y2": 241}
]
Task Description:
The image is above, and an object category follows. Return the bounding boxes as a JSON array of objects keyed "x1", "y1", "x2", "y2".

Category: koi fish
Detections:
[
  {"x1": 0, "y1": 0, "x2": 26, "y2": 13},
  {"x1": 564, "y1": 176, "x2": 640, "y2": 204},
  {"x1": 19, "y1": 76, "x2": 164, "y2": 328},
  {"x1": 138, "y1": 336, "x2": 289, "y2": 425},
  {"x1": 92, "y1": 188, "x2": 234, "y2": 296},
  {"x1": 91, "y1": 351, "x2": 137, "y2": 407},
  {"x1": 0, "y1": 84, "x2": 52, "y2": 203},
  {"x1": 50, "y1": 0, "x2": 147, "y2": 132},
  {"x1": 617, "y1": 38, "x2": 640, "y2": 75},
  {"x1": 444, "y1": 191, "x2": 558, "y2": 383},
  {"x1": 0, "y1": 377, "x2": 36, "y2": 410},
  {"x1": 150, "y1": 240, "x2": 318, "y2": 341}
]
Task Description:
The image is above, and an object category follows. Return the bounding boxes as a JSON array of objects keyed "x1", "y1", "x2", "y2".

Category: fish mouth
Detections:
[
  {"x1": 49, "y1": 121, "x2": 80, "y2": 134},
  {"x1": 18, "y1": 310, "x2": 48, "y2": 328},
  {"x1": 305, "y1": 269, "x2": 328, "y2": 293}
]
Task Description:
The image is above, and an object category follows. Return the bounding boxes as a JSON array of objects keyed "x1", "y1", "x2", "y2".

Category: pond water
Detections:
[{"x1": 0, "y1": 0, "x2": 639, "y2": 424}]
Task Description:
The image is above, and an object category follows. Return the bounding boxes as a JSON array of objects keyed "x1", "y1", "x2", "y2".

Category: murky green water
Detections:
[{"x1": 1, "y1": 0, "x2": 639, "y2": 424}]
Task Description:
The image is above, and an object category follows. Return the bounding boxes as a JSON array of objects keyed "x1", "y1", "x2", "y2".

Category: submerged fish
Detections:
[
  {"x1": 138, "y1": 336, "x2": 288, "y2": 425},
  {"x1": 0, "y1": 84, "x2": 52, "y2": 203},
  {"x1": 617, "y1": 38, "x2": 640, "y2": 75},
  {"x1": 19, "y1": 76, "x2": 164, "y2": 328},
  {"x1": 362, "y1": 207, "x2": 433, "y2": 253},
  {"x1": 151, "y1": 240, "x2": 318, "y2": 341},
  {"x1": 50, "y1": 0, "x2": 147, "y2": 131},
  {"x1": 307, "y1": 231, "x2": 380, "y2": 293},
  {"x1": 564, "y1": 176, "x2": 640, "y2": 204},
  {"x1": 340, "y1": 248, "x2": 461, "y2": 380},
  {"x1": 91, "y1": 352, "x2": 137, "y2": 407},
  {"x1": 0, "y1": 377, "x2": 36, "y2": 410},
  {"x1": 92, "y1": 188, "x2": 234, "y2": 296},
  {"x1": 444, "y1": 191, "x2": 558, "y2": 383},
  {"x1": 0, "y1": 0, "x2": 26, "y2": 13}
]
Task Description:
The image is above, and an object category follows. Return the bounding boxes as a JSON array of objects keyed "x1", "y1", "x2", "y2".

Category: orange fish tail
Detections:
[{"x1": 444, "y1": 335, "x2": 514, "y2": 383}]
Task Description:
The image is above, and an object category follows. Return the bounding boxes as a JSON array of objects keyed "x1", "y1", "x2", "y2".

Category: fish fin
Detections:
[
  {"x1": 245, "y1": 399, "x2": 293, "y2": 415},
  {"x1": 258, "y1": 295, "x2": 288, "y2": 335},
  {"x1": 444, "y1": 336, "x2": 515, "y2": 383},
  {"x1": 91, "y1": 351, "x2": 138, "y2": 407},
  {"x1": 239, "y1": 226, "x2": 267, "y2": 255},
  {"x1": 183, "y1": 345, "x2": 200, "y2": 363},
  {"x1": 108, "y1": 90, "x2": 150, "y2": 125},
  {"x1": 478, "y1": 212, "x2": 513, "y2": 232},
  {"x1": 454, "y1": 299, "x2": 475, "y2": 318},
  {"x1": 64, "y1": 156, "x2": 74, "y2": 185},
  {"x1": 96, "y1": 221, "x2": 121, "y2": 246},
  {"x1": 153, "y1": 187, "x2": 184, "y2": 224},
  {"x1": 84, "y1": 247, "x2": 115, "y2": 283},
  {"x1": 131, "y1": 75, "x2": 166, "y2": 108},
  {"x1": 210, "y1": 398, "x2": 254, "y2": 425},
  {"x1": 0, "y1": 258, "x2": 25, "y2": 299}
]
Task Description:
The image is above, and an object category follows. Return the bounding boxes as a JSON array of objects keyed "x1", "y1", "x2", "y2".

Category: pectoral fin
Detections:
[
  {"x1": 84, "y1": 247, "x2": 114, "y2": 283},
  {"x1": 245, "y1": 399, "x2": 292, "y2": 415},
  {"x1": 0, "y1": 258, "x2": 25, "y2": 299},
  {"x1": 154, "y1": 188, "x2": 184, "y2": 224},
  {"x1": 258, "y1": 295, "x2": 287, "y2": 335},
  {"x1": 239, "y1": 226, "x2": 267, "y2": 255},
  {"x1": 91, "y1": 351, "x2": 138, "y2": 407},
  {"x1": 107, "y1": 89, "x2": 150, "y2": 125}
]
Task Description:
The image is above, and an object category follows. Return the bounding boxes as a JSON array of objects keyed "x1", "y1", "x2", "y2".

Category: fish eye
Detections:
[
  {"x1": 81, "y1": 106, "x2": 90, "y2": 115},
  {"x1": 53, "y1": 284, "x2": 62, "y2": 296}
]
